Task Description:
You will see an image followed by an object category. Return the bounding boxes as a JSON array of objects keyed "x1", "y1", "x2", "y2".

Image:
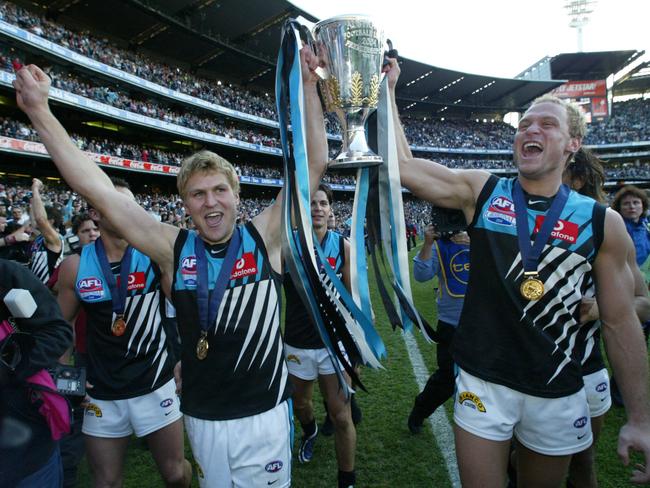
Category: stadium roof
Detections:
[
  {"x1": 613, "y1": 60, "x2": 650, "y2": 96},
  {"x1": 517, "y1": 50, "x2": 645, "y2": 82},
  {"x1": 20, "y1": 0, "x2": 563, "y2": 117},
  {"x1": 547, "y1": 50, "x2": 644, "y2": 81},
  {"x1": 394, "y1": 58, "x2": 562, "y2": 118}
]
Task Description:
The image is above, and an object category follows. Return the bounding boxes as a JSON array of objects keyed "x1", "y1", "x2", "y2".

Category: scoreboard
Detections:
[{"x1": 550, "y1": 79, "x2": 608, "y2": 122}]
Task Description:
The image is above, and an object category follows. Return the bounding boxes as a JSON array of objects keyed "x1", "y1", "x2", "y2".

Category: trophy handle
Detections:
[{"x1": 294, "y1": 23, "x2": 329, "y2": 81}]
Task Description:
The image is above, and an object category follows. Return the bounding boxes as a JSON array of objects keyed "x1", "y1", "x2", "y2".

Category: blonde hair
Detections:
[
  {"x1": 177, "y1": 150, "x2": 240, "y2": 198},
  {"x1": 530, "y1": 94, "x2": 587, "y2": 139}
]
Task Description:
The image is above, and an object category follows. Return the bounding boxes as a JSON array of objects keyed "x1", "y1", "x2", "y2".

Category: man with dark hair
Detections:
[
  {"x1": 385, "y1": 57, "x2": 650, "y2": 487},
  {"x1": 284, "y1": 182, "x2": 357, "y2": 488},
  {"x1": 70, "y1": 212, "x2": 99, "y2": 246},
  {"x1": 28, "y1": 178, "x2": 63, "y2": 285}
]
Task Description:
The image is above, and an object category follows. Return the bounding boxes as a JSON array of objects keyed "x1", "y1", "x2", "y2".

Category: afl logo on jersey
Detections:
[
  {"x1": 485, "y1": 196, "x2": 516, "y2": 227},
  {"x1": 181, "y1": 255, "x2": 197, "y2": 286},
  {"x1": 77, "y1": 277, "x2": 105, "y2": 301},
  {"x1": 595, "y1": 382, "x2": 608, "y2": 393},
  {"x1": 230, "y1": 252, "x2": 257, "y2": 279}
]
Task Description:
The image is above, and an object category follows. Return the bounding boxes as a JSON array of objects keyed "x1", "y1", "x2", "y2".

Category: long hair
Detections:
[{"x1": 565, "y1": 148, "x2": 606, "y2": 203}]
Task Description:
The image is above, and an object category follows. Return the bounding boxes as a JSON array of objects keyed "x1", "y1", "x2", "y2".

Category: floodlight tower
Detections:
[{"x1": 564, "y1": 0, "x2": 597, "y2": 52}]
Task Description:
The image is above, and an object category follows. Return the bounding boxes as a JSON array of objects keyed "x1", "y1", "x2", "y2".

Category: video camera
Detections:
[
  {"x1": 430, "y1": 206, "x2": 467, "y2": 238},
  {"x1": 2, "y1": 288, "x2": 86, "y2": 396}
]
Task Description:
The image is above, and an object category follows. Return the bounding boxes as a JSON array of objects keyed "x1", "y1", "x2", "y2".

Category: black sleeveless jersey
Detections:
[
  {"x1": 172, "y1": 223, "x2": 290, "y2": 420},
  {"x1": 453, "y1": 176, "x2": 606, "y2": 398},
  {"x1": 29, "y1": 234, "x2": 64, "y2": 285},
  {"x1": 76, "y1": 243, "x2": 174, "y2": 400},
  {"x1": 284, "y1": 230, "x2": 346, "y2": 349}
]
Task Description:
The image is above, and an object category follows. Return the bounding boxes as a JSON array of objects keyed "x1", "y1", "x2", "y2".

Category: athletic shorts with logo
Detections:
[
  {"x1": 453, "y1": 368, "x2": 592, "y2": 456},
  {"x1": 583, "y1": 368, "x2": 611, "y2": 418},
  {"x1": 185, "y1": 400, "x2": 292, "y2": 488},
  {"x1": 82, "y1": 378, "x2": 181, "y2": 438},
  {"x1": 284, "y1": 344, "x2": 349, "y2": 380}
]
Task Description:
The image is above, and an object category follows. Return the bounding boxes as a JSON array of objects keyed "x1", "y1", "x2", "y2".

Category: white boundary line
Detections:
[{"x1": 402, "y1": 331, "x2": 461, "y2": 488}]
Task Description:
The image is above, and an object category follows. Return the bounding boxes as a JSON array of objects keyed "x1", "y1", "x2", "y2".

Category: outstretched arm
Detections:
[
  {"x1": 30, "y1": 178, "x2": 61, "y2": 253},
  {"x1": 13, "y1": 65, "x2": 178, "y2": 272},
  {"x1": 595, "y1": 209, "x2": 650, "y2": 484},
  {"x1": 253, "y1": 46, "x2": 328, "y2": 271},
  {"x1": 383, "y1": 58, "x2": 488, "y2": 221}
]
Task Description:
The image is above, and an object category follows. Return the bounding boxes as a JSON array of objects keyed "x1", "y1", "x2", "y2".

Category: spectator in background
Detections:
[
  {"x1": 612, "y1": 185, "x2": 650, "y2": 269},
  {"x1": 407, "y1": 224, "x2": 470, "y2": 434},
  {"x1": 28, "y1": 178, "x2": 64, "y2": 285}
]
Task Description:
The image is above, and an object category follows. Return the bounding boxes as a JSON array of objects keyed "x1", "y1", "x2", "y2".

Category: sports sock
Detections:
[
  {"x1": 301, "y1": 418, "x2": 317, "y2": 438},
  {"x1": 338, "y1": 469, "x2": 356, "y2": 488}
]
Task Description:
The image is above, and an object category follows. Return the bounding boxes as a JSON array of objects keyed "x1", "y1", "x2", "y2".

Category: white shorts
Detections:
[
  {"x1": 185, "y1": 401, "x2": 292, "y2": 488},
  {"x1": 285, "y1": 344, "x2": 338, "y2": 380},
  {"x1": 82, "y1": 378, "x2": 182, "y2": 438},
  {"x1": 453, "y1": 368, "x2": 592, "y2": 456},
  {"x1": 583, "y1": 368, "x2": 611, "y2": 418}
]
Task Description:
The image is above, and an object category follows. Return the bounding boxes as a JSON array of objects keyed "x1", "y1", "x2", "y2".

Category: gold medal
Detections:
[
  {"x1": 520, "y1": 274, "x2": 544, "y2": 301},
  {"x1": 111, "y1": 315, "x2": 127, "y2": 336},
  {"x1": 196, "y1": 332, "x2": 209, "y2": 360}
]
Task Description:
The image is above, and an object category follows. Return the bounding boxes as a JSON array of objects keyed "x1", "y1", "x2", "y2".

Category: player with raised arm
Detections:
[
  {"x1": 13, "y1": 45, "x2": 327, "y2": 487},
  {"x1": 28, "y1": 178, "x2": 64, "y2": 285},
  {"x1": 384, "y1": 56, "x2": 650, "y2": 488}
]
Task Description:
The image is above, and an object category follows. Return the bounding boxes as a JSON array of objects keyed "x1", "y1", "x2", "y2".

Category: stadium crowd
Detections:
[
  {"x1": 0, "y1": 180, "x2": 432, "y2": 239},
  {"x1": 2, "y1": 115, "x2": 650, "y2": 181},
  {"x1": 0, "y1": 3, "x2": 649, "y2": 152}
]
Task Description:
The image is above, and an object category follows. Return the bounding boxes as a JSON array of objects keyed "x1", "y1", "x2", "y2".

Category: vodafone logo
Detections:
[
  {"x1": 231, "y1": 252, "x2": 257, "y2": 279},
  {"x1": 327, "y1": 257, "x2": 337, "y2": 269},
  {"x1": 533, "y1": 216, "x2": 578, "y2": 244},
  {"x1": 117, "y1": 272, "x2": 146, "y2": 291}
]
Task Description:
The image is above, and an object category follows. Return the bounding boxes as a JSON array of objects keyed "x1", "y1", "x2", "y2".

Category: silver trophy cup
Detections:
[{"x1": 312, "y1": 15, "x2": 386, "y2": 169}]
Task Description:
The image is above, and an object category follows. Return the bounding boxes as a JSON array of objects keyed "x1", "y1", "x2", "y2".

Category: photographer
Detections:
[
  {"x1": 0, "y1": 258, "x2": 72, "y2": 487},
  {"x1": 407, "y1": 210, "x2": 470, "y2": 434}
]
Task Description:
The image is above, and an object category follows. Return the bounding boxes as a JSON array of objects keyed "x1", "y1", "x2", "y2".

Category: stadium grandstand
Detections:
[{"x1": 0, "y1": 0, "x2": 647, "y2": 209}]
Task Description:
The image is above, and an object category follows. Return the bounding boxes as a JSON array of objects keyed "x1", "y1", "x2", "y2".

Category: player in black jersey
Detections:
[
  {"x1": 13, "y1": 46, "x2": 327, "y2": 487},
  {"x1": 55, "y1": 178, "x2": 191, "y2": 488},
  {"x1": 284, "y1": 183, "x2": 357, "y2": 488},
  {"x1": 384, "y1": 56, "x2": 650, "y2": 487},
  {"x1": 28, "y1": 178, "x2": 63, "y2": 286}
]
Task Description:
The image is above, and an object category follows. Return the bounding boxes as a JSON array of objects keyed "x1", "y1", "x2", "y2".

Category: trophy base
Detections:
[{"x1": 328, "y1": 153, "x2": 383, "y2": 170}]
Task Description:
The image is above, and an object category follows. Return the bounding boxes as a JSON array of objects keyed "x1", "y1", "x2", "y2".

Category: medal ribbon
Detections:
[
  {"x1": 94, "y1": 237, "x2": 133, "y2": 317},
  {"x1": 512, "y1": 179, "x2": 570, "y2": 275},
  {"x1": 194, "y1": 227, "x2": 242, "y2": 335}
]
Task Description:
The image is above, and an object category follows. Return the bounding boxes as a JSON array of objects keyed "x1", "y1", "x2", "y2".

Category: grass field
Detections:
[{"x1": 77, "y1": 243, "x2": 643, "y2": 487}]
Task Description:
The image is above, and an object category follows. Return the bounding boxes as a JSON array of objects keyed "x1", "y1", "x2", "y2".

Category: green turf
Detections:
[{"x1": 75, "y1": 241, "x2": 643, "y2": 487}]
